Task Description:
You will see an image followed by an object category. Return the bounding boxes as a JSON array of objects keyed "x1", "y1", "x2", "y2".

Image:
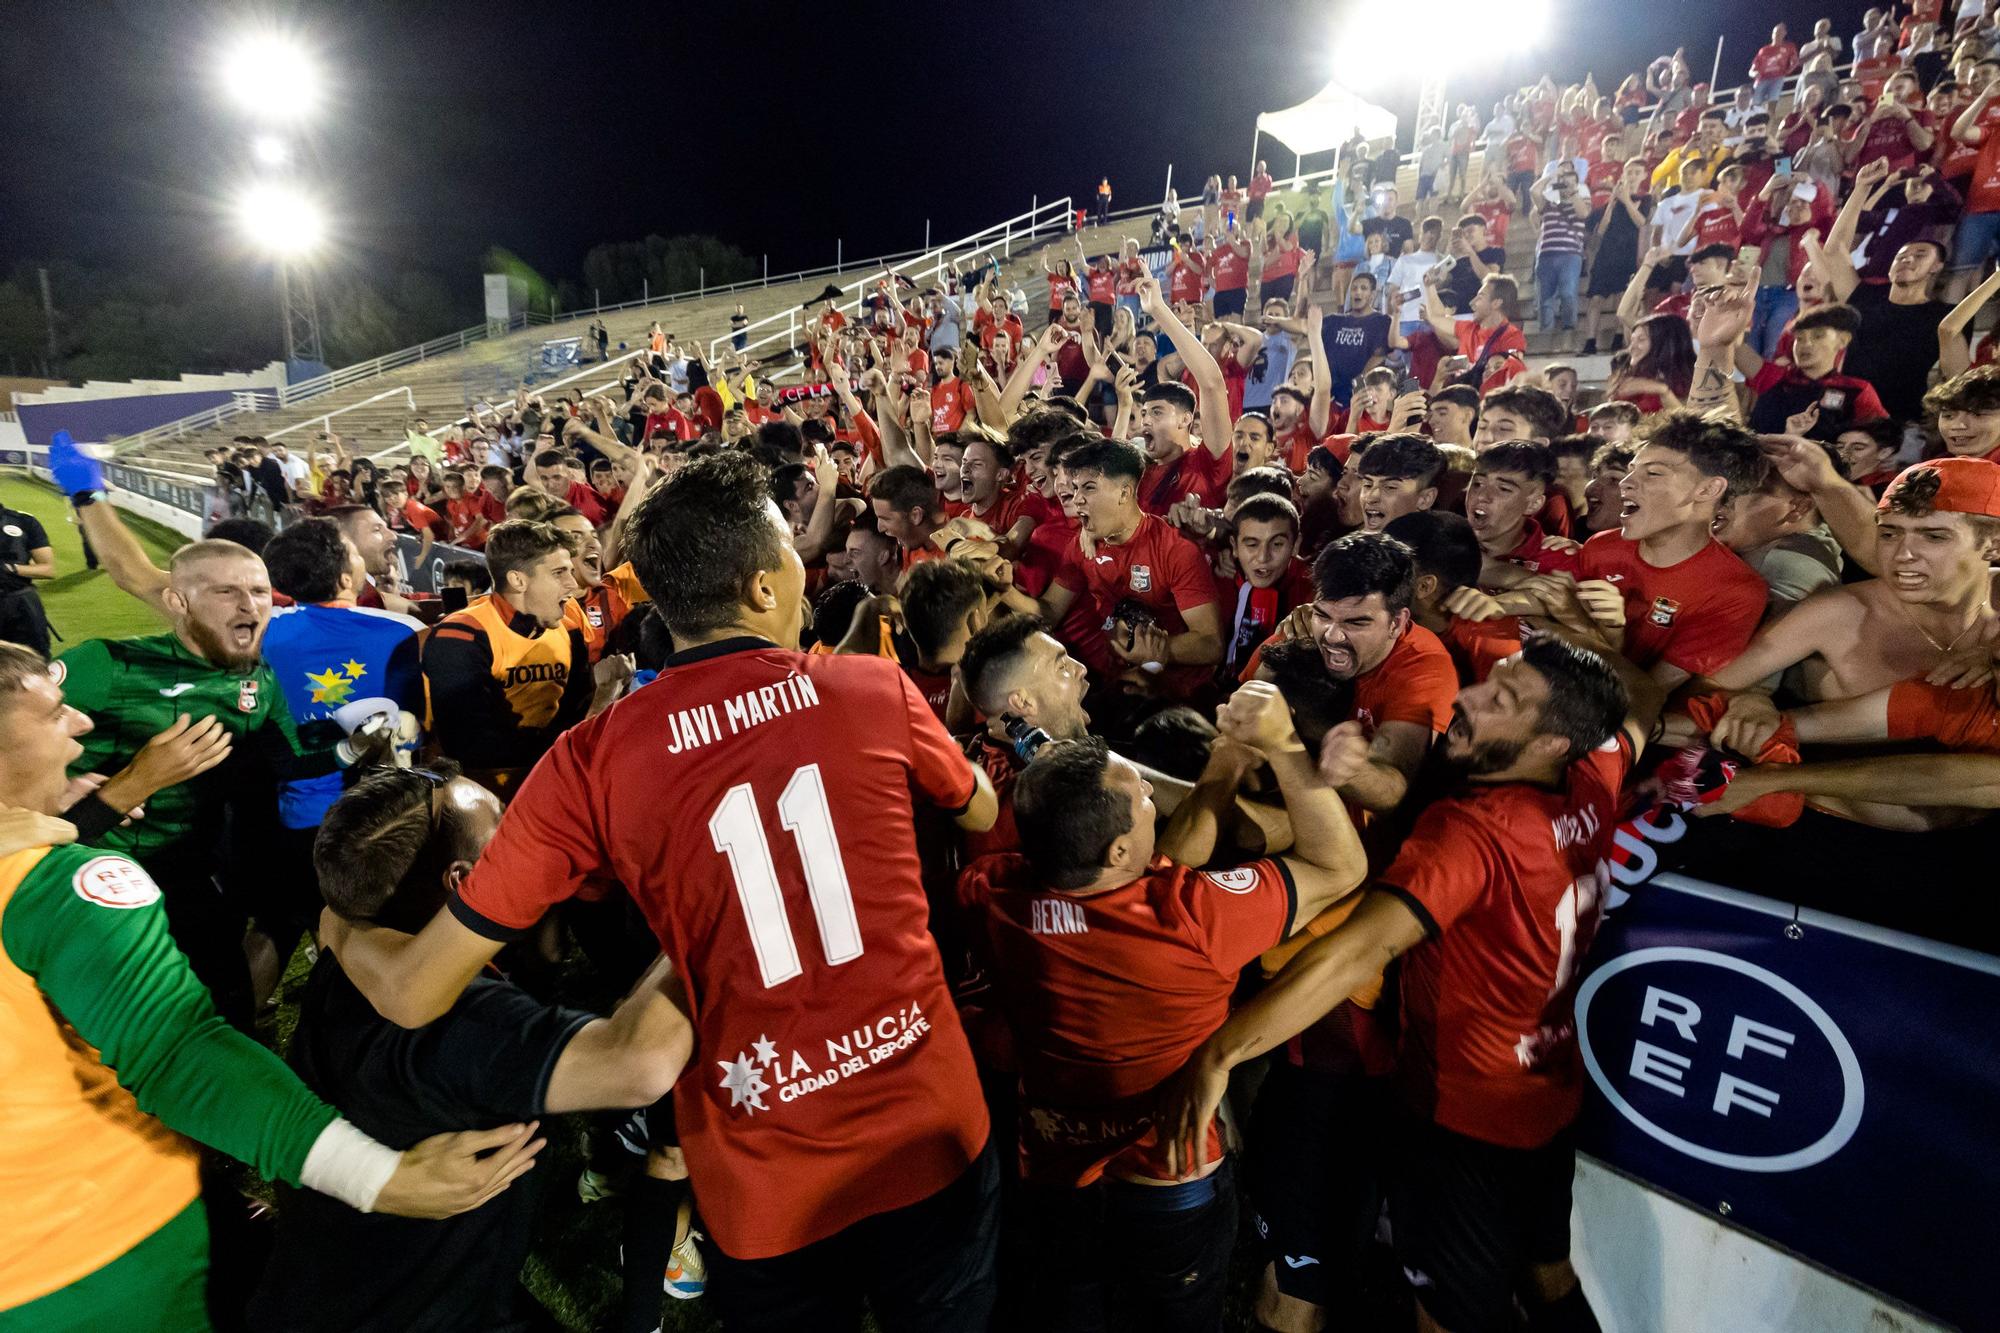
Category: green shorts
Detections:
[{"x1": 0, "y1": 1202, "x2": 209, "y2": 1332}]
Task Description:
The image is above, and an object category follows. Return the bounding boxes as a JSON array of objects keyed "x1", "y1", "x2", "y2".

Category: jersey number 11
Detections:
[{"x1": 708, "y1": 763, "x2": 863, "y2": 988}]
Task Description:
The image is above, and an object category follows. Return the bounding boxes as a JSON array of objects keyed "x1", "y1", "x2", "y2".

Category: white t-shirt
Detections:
[
  {"x1": 279, "y1": 453, "x2": 310, "y2": 488},
  {"x1": 1388, "y1": 250, "x2": 1442, "y2": 325},
  {"x1": 1651, "y1": 190, "x2": 1704, "y2": 256}
]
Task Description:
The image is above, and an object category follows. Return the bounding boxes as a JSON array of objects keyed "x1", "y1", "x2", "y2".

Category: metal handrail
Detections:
[
  {"x1": 709, "y1": 196, "x2": 1075, "y2": 362},
  {"x1": 266, "y1": 385, "x2": 420, "y2": 443},
  {"x1": 104, "y1": 205, "x2": 1085, "y2": 457}
]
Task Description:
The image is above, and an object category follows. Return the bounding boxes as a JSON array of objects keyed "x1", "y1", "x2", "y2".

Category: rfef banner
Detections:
[{"x1": 1575, "y1": 874, "x2": 2000, "y2": 1331}]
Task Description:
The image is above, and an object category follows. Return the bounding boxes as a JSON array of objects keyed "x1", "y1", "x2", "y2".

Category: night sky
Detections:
[{"x1": 1, "y1": 0, "x2": 1883, "y2": 301}]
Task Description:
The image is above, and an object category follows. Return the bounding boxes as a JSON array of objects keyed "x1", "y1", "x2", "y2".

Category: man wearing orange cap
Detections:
[
  {"x1": 1673, "y1": 458, "x2": 2000, "y2": 946},
  {"x1": 1696, "y1": 457, "x2": 2000, "y2": 744}
]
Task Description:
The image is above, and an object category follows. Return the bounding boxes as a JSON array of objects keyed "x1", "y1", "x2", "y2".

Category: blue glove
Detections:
[{"x1": 48, "y1": 431, "x2": 105, "y2": 498}]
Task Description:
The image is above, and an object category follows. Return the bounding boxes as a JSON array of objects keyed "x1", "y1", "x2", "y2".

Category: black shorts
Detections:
[
  {"x1": 1391, "y1": 1113, "x2": 1577, "y2": 1333},
  {"x1": 1021, "y1": 1157, "x2": 1237, "y2": 1333},
  {"x1": 0, "y1": 587, "x2": 50, "y2": 656},
  {"x1": 1213, "y1": 287, "x2": 1247, "y2": 318},
  {"x1": 1261, "y1": 273, "x2": 1296, "y2": 304},
  {"x1": 1247, "y1": 197, "x2": 1267, "y2": 223},
  {"x1": 1506, "y1": 170, "x2": 1535, "y2": 195},
  {"x1": 1244, "y1": 1060, "x2": 1387, "y2": 1306},
  {"x1": 706, "y1": 1136, "x2": 1000, "y2": 1332},
  {"x1": 1092, "y1": 300, "x2": 1116, "y2": 336}
]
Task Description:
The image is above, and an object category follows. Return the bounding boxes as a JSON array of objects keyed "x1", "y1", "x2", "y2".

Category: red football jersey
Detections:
[
  {"x1": 1054, "y1": 514, "x2": 1219, "y2": 638},
  {"x1": 1016, "y1": 515, "x2": 1120, "y2": 678},
  {"x1": 1169, "y1": 254, "x2": 1208, "y2": 304},
  {"x1": 1379, "y1": 734, "x2": 1635, "y2": 1148},
  {"x1": 1886, "y1": 678, "x2": 2000, "y2": 752},
  {"x1": 931, "y1": 378, "x2": 971, "y2": 434},
  {"x1": 453, "y1": 640, "x2": 988, "y2": 1258},
  {"x1": 1690, "y1": 200, "x2": 1742, "y2": 249},
  {"x1": 1351, "y1": 624, "x2": 1459, "y2": 740},
  {"x1": 1139, "y1": 444, "x2": 1233, "y2": 515},
  {"x1": 1577, "y1": 532, "x2": 1766, "y2": 677},
  {"x1": 1497, "y1": 519, "x2": 1582, "y2": 577},
  {"x1": 1439, "y1": 614, "x2": 1525, "y2": 685},
  {"x1": 958, "y1": 853, "x2": 1292, "y2": 1184},
  {"x1": 1209, "y1": 242, "x2": 1250, "y2": 291},
  {"x1": 1054, "y1": 514, "x2": 1219, "y2": 696},
  {"x1": 1968, "y1": 105, "x2": 2000, "y2": 213}
]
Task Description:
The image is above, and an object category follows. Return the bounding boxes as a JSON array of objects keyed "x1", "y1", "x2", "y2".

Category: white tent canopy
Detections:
[{"x1": 1253, "y1": 79, "x2": 1398, "y2": 161}]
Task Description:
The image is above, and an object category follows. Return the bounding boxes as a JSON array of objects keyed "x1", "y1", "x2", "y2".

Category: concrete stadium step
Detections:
[{"x1": 124, "y1": 224, "x2": 1146, "y2": 473}]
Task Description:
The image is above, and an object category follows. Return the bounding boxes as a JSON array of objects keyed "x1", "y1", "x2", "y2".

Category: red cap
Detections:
[{"x1": 1878, "y1": 458, "x2": 2000, "y2": 519}]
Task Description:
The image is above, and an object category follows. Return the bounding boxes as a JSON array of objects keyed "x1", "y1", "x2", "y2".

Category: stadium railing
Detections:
[
  {"x1": 710, "y1": 196, "x2": 1076, "y2": 364},
  {"x1": 103, "y1": 198, "x2": 1071, "y2": 457}
]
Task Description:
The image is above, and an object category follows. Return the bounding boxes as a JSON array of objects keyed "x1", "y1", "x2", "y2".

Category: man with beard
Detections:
[
  {"x1": 1156, "y1": 636, "x2": 1662, "y2": 1333},
  {"x1": 54, "y1": 539, "x2": 327, "y2": 1026},
  {"x1": 328, "y1": 503, "x2": 422, "y2": 614},
  {"x1": 1300, "y1": 532, "x2": 1459, "y2": 817},
  {"x1": 956, "y1": 616, "x2": 1093, "y2": 859}
]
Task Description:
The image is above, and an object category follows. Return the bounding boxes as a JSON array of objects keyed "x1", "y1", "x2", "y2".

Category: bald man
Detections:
[{"x1": 55, "y1": 539, "x2": 333, "y2": 1024}]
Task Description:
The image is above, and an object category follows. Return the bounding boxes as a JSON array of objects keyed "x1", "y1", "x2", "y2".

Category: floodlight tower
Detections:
[
  {"x1": 220, "y1": 29, "x2": 328, "y2": 365},
  {"x1": 1414, "y1": 72, "x2": 1450, "y2": 160}
]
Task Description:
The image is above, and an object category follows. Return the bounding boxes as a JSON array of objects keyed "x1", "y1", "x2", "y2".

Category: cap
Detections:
[
  {"x1": 1788, "y1": 179, "x2": 1819, "y2": 204},
  {"x1": 1878, "y1": 457, "x2": 2000, "y2": 518}
]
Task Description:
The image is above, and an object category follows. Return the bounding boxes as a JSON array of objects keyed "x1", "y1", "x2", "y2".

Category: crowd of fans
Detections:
[{"x1": 4, "y1": 5, "x2": 2000, "y2": 1331}]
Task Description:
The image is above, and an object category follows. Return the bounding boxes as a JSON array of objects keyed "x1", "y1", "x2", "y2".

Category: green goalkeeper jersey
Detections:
[
  {"x1": 53, "y1": 631, "x2": 305, "y2": 867},
  {"x1": 0, "y1": 842, "x2": 335, "y2": 1311}
]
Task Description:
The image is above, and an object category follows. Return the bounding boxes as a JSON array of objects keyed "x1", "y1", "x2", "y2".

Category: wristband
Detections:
[
  {"x1": 70, "y1": 489, "x2": 104, "y2": 509},
  {"x1": 299, "y1": 1117, "x2": 402, "y2": 1213}
]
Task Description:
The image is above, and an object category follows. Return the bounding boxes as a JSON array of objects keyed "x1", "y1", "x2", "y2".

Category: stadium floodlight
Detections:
[
  {"x1": 219, "y1": 30, "x2": 323, "y2": 122},
  {"x1": 1334, "y1": 0, "x2": 1551, "y2": 85},
  {"x1": 1330, "y1": 0, "x2": 1551, "y2": 166},
  {"x1": 251, "y1": 133, "x2": 291, "y2": 168},
  {"x1": 235, "y1": 182, "x2": 327, "y2": 258}
]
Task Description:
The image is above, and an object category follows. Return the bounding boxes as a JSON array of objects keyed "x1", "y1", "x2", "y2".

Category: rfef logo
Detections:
[{"x1": 1577, "y1": 947, "x2": 1864, "y2": 1173}]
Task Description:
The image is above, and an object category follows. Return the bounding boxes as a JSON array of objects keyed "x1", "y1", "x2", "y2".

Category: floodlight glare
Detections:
[
  {"x1": 251, "y1": 134, "x2": 291, "y2": 167},
  {"x1": 1334, "y1": 0, "x2": 1551, "y2": 88},
  {"x1": 236, "y1": 183, "x2": 327, "y2": 257},
  {"x1": 220, "y1": 31, "x2": 323, "y2": 121}
]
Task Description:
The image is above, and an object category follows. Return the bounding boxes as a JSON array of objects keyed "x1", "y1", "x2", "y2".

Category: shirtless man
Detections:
[{"x1": 1695, "y1": 458, "x2": 2000, "y2": 760}]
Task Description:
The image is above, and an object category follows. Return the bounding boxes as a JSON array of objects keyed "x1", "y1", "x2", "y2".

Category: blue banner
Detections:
[{"x1": 1575, "y1": 873, "x2": 2000, "y2": 1331}]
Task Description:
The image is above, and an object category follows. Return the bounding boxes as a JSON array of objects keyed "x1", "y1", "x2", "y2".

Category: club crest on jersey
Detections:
[
  {"x1": 237, "y1": 678, "x2": 260, "y2": 713},
  {"x1": 1648, "y1": 597, "x2": 1680, "y2": 628},
  {"x1": 585, "y1": 605, "x2": 605, "y2": 629},
  {"x1": 72, "y1": 856, "x2": 162, "y2": 910},
  {"x1": 1130, "y1": 565, "x2": 1152, "y2": 592},
  {"x1": 1201, "y1": 867, "x2": 1261, "y2": 895}
]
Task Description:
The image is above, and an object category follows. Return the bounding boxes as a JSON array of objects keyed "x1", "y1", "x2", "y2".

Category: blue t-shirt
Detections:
[
  {"x1": 262, "y1": 602, "x2": 425, "y2": 828},
  {"x1": 1242, "y1": 335, "x2": 1296, "y2": 413}
]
